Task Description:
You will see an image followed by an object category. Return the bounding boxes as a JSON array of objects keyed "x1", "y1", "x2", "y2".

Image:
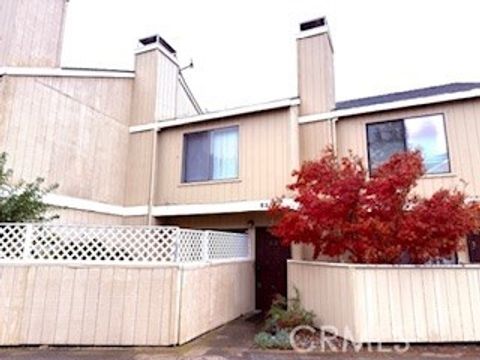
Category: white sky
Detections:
[{"x1": 62, "y1": 0, "x2": 480, "y2": 112}]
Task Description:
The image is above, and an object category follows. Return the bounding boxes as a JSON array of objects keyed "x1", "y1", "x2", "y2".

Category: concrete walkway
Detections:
[{"x1": 1, "y1": 317, "x2": 480, "y2": 359}]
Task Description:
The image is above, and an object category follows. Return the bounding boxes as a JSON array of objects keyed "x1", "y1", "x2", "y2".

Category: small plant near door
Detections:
[
  {"x1": 270, "y1": 147, "x2": 480, "y2": 264},
  {"x1": 254, "y1": 288, "x2": 315, "y2": 349}
]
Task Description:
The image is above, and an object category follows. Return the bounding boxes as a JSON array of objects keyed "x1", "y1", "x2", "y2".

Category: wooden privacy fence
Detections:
[
  {"x1": 288, "y1": 260, "x2": 480, "y2": 343},
  {"x1": 0, "y1": 224, "x2": 255, "y2": 346}
]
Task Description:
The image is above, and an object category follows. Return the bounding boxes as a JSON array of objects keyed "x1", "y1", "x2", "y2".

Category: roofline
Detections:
[
  {"x1": 0, "y1": 66, "x2": 135, "y2": 79},
  {"x1": 129, "y1": 97, "x2": 300, "y2": 133},
  {"x1": 299, "y1": 88, "x2": 480, "y2": 124},
  {"x1": 178, "y1": 72, "x2": 203, "y2": 114}
]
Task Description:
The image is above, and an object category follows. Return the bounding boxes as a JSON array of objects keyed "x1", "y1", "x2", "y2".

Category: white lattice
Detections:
[
  {"x1": 176, "y1": 229, "x2": 205, "y2": 262},
  {"x1": 0, "y1": 224, "x2": 27, "y2": 260},
  {"x1": 0, "y1": 224, "x2": 251, "y2": 264},
  {"x1": 208, "y1": 231, "x2": 250, "y2": 260}
]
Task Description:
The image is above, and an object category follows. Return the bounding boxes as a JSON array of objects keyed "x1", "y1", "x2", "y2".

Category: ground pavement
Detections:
[{"x1": 0, "y1": 316, "x2": 479, "y2": 359}]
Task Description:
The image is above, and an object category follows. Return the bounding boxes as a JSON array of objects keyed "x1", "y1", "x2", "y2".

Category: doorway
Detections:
[
  {"x1": 255, "y1": 227, "x2": 291, "y2": 312},
  {"x1": 467, "y1": 234, "x2": 480, "y2": 263}
]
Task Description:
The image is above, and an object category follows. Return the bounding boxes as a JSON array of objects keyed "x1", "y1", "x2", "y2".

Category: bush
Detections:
[
  {"x1": 270, "y1": 147, "x2": 480, "y2": 264},
  {"x1": 0, "y1": 152, "x2": 58, "y2": 222},
  {"x1": 254, "y1": 289, "x2": 315, "y2": 350},
  {"x1": 264, "y1": 289, "x2": 315, "y2": 333},
  {"x1": 254, "y1": 330, "x2": 292, "y2": 350}
]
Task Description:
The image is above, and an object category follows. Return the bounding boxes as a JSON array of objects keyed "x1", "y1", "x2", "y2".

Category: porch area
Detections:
[{"x1": 0, "y1": 224, "x2": 255, "y2": 346}]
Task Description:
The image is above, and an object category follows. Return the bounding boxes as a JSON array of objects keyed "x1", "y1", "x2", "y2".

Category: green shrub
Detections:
[
  {"x1": 254, "y1": 288, "x2": 316, "y2": 350},
  {"x1": 254, "y1": 330, "x2": 292, "y2": 349},
  {"x1": 264, "y1": 288, "x2": 315, "y2": 333}
]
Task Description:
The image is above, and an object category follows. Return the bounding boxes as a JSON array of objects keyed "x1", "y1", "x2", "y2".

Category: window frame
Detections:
[
  {"x1": 365, "y1": 113, "x2": 451, "y2": 175},
  {"x1": 181, "y1": 125, "x2": 239, "y2": 184}
]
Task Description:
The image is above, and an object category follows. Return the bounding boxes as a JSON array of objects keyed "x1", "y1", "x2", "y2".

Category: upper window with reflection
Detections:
[
  {"x1": 366, "y1": 114, "x2": 450, "y2": 174},
  {"x1": 182, "y1": 126, "x2": 239, "y2": 183}
]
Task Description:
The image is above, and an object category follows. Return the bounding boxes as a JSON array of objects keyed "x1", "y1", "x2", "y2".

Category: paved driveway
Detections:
[{"x1": 1, "y1": 317, "x2": 480, "y2": 359}]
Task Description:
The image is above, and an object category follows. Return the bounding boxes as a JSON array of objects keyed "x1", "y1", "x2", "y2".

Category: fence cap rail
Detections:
[{"x1": 288, "y1": 259, "x2": 480, "y2": 269}]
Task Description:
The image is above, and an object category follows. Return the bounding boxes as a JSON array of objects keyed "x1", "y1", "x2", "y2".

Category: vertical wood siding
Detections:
[
  {"x1": 176, "y1": 83, "x2": 198, "y2": 118},
  {"x1": 336, "y1": 99, "x2": 480, "y2": 198},
  {"x1": 178, "y1": 261, "x2": 255, "y2": 344},
  {"x1": 154, "y1": 55, "x2": 178, "y2": 121},
  {"x1": 124, "y1": 131, "x2": 154, "y2": 206},
  {"x1": 297, "y1": 34, "x2": 335, "y2": 116},
  {"x1": 130, "y1": 51, "x2": 159, "y2": 125},
  {"x1": 288, "y1": 261, "x2": 480, "y2": 343},
  {"x1": 155, "y1": 109, "x2": 292, "y2": 205},
  {"x1": 299, "y1": 120, "x2": 332, "y2": 162},
  {"x1": 0, "y1": 76, "x2": 133, "y2": 205},
  {"x1": 0, "y1": 0, "x2": 66, "y2": 67},
  {"x1": 52, "y1": 208, "x2": 124, "y2": 225},
  {"x1": 0, "y1": 261, "x2": 254, "y2": 346},
  {"x1": 0, "y1": 265, "x2": 180, "y2": 345},
  {"x1": 130, "y1": 50, "x2": 191, "y2": 125}
]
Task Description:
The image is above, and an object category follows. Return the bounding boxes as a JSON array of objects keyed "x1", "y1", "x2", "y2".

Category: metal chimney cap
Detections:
[
  {"x1": 300, "y1": 17, "x2": 327, "y2": 32},
  {"x1": 139, "y1": 34, "x2": 176, "y2": 55}
]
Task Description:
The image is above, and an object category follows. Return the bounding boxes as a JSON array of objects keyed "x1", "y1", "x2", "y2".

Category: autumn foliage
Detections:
[{"x1": 269, "y1": 147, "x2": 480, "y2": 264}]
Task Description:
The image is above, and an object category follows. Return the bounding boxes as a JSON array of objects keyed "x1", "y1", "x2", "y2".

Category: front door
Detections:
[
  {"x1": 468, "y1": 234, "x2": 480, "y2": 262},
  {"x1": 255, "y1": 227, "x2": 291, "y2": 312}
]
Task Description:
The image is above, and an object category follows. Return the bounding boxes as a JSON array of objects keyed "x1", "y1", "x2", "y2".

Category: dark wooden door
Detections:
[
  {"x1": 255, "y1": 227, "x2": 291, "y2": 312},
  {"x1": 468, "y1": 234, "x2": 480, "y2": 263}
]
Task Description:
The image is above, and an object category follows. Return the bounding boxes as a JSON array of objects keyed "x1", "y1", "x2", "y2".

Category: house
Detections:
[{"x1": 2, "y1": 0, "x2": 480, "y2": 310}]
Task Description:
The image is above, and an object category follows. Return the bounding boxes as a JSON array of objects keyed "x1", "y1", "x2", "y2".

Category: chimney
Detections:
[
  {"x1": 297, "y1": 16, "x2": 335, "y2": 116},
  {"x1": 0, "y1": 0, "x2": 68, "y2": 67},
  {"x1": 130, "y1": 34, "x2": 180, "y2": 126}
]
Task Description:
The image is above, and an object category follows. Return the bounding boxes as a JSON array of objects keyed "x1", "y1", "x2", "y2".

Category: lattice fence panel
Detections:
[
  {"x1": 0, "y1": 224, "x2": 27, "y2": 260},
  {"x1": 176, "y1": 229, "x2": 205, "y2": 262},
  {"x1": 30, "y1": 225, "x2": 179, "y2": 262},
  {"x1": 208, "y1": 231, "x2": 250, "y2": 260},
  {"x1": 0, "y1": 224, "x2": 251, "y2": 264}
]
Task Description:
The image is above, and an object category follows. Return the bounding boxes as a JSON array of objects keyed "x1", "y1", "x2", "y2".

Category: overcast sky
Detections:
[{"x1": 62, "y1": 0, "x2": 480, "y2": 112}]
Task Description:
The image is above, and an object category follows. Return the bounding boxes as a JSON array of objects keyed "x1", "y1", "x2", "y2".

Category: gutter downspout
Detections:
[
  {"x1": 147, "y1": 128, "x2": 158, "y2": 225},
  {"x1": 330, "y1": 117, "x2": 338, "y2": 156}
]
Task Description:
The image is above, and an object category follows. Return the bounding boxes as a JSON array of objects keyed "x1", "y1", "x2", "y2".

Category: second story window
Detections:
[
  {"x1": 367, "y1": 114, "x2": 450, "y2": 174},
  {"x1": 182, "y1": 126, "x2": 239, "y2": 183}
]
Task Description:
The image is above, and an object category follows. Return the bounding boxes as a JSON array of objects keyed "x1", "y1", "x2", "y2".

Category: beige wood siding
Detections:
[
  {"x1": 130, "y1": 50, "x2": 180, "y2": 125},
  {"x1": 52, "y1": 208, "x2": 124, "y2": 225},
  {"x1": 297, "y1": 34, "x2": 335, "y2": 116},
  {"x1": 299, "y1": 120, "x2": 332, "y2": 162},
  {"x1": 0, "y1": 261, "x2": 254, "y2": 346},
  {"x1": 0, "y1": 0, "x2": 66, "y2": 67},
  {"x1": 155, "y1": 109, "x2": 293, "y2": 205},
  {"x1": 336, "y1": 99, "x2": 480, "y2": 198},
  {"x1": 130, "y1": 51, "x2": 159, "y2": 125},
  {"x1": 155, "y1": 54, "x2": 178, "y2": 121},
  {"x1": 176, "y1": 83, "x2": 199, "y2": 118},
  {"x1": 289, "y1": 261, "x2": 480, "y2": 343},
  {"x1": 124, "y1": 131, "x2": 154, "y2": 206},
  {"x1": 178, "y1": 260, "x2": 255, "y2": 344},
  {"x1": 0, "y1": 264, "x2": 180, "y2": 346},
  {"x1": 0, "y1": 76, "x2": 133, "y2": 205},
  {"x1": 123, "y1": 216, "x2": 149, "y2": 225}
]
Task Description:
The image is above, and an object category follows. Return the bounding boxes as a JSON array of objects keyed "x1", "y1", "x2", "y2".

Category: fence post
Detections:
[
  {"x1": 202, "y1": 231, "x2": 210, "y2": 261},
  {"x1": 23, "y1": 224, "x2": 34, "y2": 260},
  {"x1": 174, "y1": 227, "x2": 180, "y2": 262}
]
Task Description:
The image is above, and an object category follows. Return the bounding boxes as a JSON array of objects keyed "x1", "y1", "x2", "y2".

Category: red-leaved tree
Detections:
[{"x1": 269, "y1": 147, "x2": 480, "y2": 264}]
